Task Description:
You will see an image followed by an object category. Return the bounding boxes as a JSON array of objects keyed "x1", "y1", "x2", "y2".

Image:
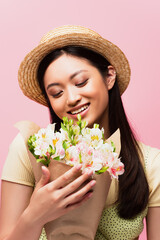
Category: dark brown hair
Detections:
[{"x1": 37, "y1": 46, "x2": 149, "y2": 219}]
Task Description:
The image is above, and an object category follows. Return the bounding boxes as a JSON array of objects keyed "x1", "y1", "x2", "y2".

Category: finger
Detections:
[
  {"x1": 63, "y1": 179, "x2": 96, "y2": 207},
  {"x1": 61, "y1": 169, "x2": 94, "y2": 198},
  {"x1": 49, "y1": 164, "x2": 82, "y2": 190},
  {"x1": 36, "y1": 166, "x2": 50, "y2": 191},
  {"x1": 64, "y1": 191, "x2": 93, "y2": 213}
]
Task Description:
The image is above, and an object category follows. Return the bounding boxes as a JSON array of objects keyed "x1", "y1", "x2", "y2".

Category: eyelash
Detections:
[
  {"x1": 52, "y1": 91, "x2": 63, "y2": 98},
  {"x1": 76, "y1": 79, "x2": 88, "y2": 87}
]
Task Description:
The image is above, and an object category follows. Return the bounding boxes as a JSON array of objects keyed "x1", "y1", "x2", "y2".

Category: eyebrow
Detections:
[{"x1": 47, "y1": 70, "x2": 88, "y2": 90}]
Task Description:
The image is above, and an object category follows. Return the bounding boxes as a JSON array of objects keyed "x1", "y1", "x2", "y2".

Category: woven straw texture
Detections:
[{"x1": 18, "y1": 25, "x2": 131, "y2": 106}]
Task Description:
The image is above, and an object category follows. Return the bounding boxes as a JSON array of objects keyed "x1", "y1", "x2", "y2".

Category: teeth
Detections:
[{"x1": 71, "y1": 105, "x2": 89, "y2": 115}]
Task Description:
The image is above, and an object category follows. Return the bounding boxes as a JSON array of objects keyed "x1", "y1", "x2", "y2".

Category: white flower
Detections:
[
  {"x1": 82, "y1": 127, "x2": 103, "y2": 148},
  {"x1": 60, "y1": 128, "x2": 70, "y2": 141},
  {"x1": 65, "y1": 146, "x2": 79, "y2": 165},
  {"x1": 107, "y1": 159, "x2": 124, "y2": 178},
  {"x1": 55, "y1": 140, "x2": 65, "y2": 159},
  {"x1": 35, "y1": 124, "x2": 56, "y2": 145},
  {"x1": 34, "y1": 140, "x2": 50, "y2": 156},
  {"x1": 92, "y1": 159, "x2": 103, "y2": 172}
]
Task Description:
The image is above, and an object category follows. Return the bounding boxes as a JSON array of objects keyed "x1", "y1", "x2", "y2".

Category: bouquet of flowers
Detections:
[
  {"x1": 13, "y1": 116, "x2": 123, "y2": 240},
  {"x1": 28, "y1": 114, "x2": 124, "y2": 179}
]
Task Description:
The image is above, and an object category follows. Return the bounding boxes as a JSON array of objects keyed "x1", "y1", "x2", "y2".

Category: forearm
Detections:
[
  {"x1": 146, "y1": 207, "x2": 160, "y2": 240},
  {"x1": 3, "y1": 209, "x2": 43, "y2": 240}
]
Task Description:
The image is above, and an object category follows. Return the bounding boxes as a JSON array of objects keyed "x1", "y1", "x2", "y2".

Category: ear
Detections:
[{"x1": 105, "y1": 65, "x2": 116, "y2": 90}]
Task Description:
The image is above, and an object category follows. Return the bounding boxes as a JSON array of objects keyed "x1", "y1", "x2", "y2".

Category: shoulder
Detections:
[
  {"x1": 139, "y1": 142, "x2": 160, "y2": 207},
  {"x1": 1, "y1": 121, "x2": 42, "y2": 187},
  {"x1": 138, "y1": 142, "x2": 160, "y2": 169},
  {"x1": 6, "y1": 132, "x2": 28, "y2": 160},
  {"x1": 1, "y1": 126, "x2": 36, "y2": 187}
]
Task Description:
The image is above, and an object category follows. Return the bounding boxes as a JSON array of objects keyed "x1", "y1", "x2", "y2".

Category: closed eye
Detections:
[
  {"x1": 76, "y1": 79, "x2": 88, "y2": 87},
  {"x1": 52, "y1": 91, "x2": 63, "y2": 98}
]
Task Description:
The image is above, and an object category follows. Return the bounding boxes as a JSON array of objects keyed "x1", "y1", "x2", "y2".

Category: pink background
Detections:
[{"x1": 0, "y1": 1, "x2": 160, "y2": 239}]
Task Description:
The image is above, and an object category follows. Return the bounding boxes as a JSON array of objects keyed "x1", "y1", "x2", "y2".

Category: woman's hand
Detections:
[
  {"x1": 25, "y1": 165, "x2": 96, "y2": 227},
  {"x1": 0, "y1": 165, "x2": 95, "y2": 240}
]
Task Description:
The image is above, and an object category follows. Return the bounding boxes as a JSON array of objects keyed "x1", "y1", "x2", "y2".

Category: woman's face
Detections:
[{"x1": 44, "y1": 54, "x2": 115, "y2": 133}]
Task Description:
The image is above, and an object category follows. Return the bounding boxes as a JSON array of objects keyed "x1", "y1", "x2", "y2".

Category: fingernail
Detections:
[
  {"x1": 87, "y1": 169, "x2": 93, "y2": 176},
  {"x1": 90, "y1": 180, "x2": 96, "y2": 187},
  {"x1": 76, "y1": 164, "x2": 82, "y2": 170},
  {"x1": 41, "y1": 166, "x2": 46, "y2": 175}
]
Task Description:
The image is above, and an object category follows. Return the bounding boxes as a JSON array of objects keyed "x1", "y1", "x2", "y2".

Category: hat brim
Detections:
[{"x1": 18, "y1": 31, "x2": 131, "y2": 106}]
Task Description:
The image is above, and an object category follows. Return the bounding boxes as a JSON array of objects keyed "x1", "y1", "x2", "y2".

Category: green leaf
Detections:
[
  {"x1": 79, "y1": 152, "x2": 82, "y2": 163},
  {"x1": 81, "y1": 120, "x2": 87, "y2": 129},
  {"x1": 102, "y1": 132, "x2": 104, "y2": 142},
  {"x1": 111, "y1": 141, "x2": 116, "y2": 152},
  {"x1": 69, "y1": 119, "x2": 73, "y2": 126},
  {"x1": 37, "y1": 158, "x2": 44, "y2": 163},
  {"x1": 94, "y1": 123, "x2": 99, "y2": 129},
  {"x1": 61, "y1": 122, "x2": 67, "y2": 131},
  {"x1": 36, "y1": 158, "x2": 50, "y2": 166},
  {"x1": 62, "y1": 116, "x2": 68, "y2": 125},
  {"x1": 48, "y1": 145, "x2": 56, "y2": 155},
  {"x1": 69, "y1": 128, "x2": 74, "y2": 137},
  {"x1": 96, "y1": 166, "x2": 109, "y2": 174},
  {"x1": 72, "y1": 138, "x2": 78, "y2": 146},
  {"x1": 62, "y1": 141, "x2": 67, "y2": 150},
  {"x1": 53, "y1": 156, "x2": 60, "y2": 161},
  {"x1": 77, "y1": 114, "x2": 81, "y2": 121}
]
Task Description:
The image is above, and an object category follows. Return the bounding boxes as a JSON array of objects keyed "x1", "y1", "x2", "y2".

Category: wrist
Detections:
[{"x1": 21, "y1": 206, "x2": 44, "y2": 230}]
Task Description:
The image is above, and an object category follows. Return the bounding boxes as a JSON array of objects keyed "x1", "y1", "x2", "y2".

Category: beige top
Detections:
[{"x1": 1, "y1": 133, "x2": 160, "y2": 240}]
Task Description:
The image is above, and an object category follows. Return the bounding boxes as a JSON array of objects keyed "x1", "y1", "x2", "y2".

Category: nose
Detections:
[{"x1": 66, "y1": 88, "x2": 81, "y2": 106}]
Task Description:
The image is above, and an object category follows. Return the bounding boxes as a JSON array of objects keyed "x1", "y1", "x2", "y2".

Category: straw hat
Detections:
[{"x1": 18, "y1": 25, "x2": 131, "y2": 106}]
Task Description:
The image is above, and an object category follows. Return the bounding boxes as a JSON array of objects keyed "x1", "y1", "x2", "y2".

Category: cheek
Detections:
[
  {"x1": 94, "y1": 84, "x2": 109, "y2": 110},
  {"x1": 90, "y1": 77, "x2": 108, "y2": 93},
  {"x1": 48, "y1": 97, "x2": 65, "y2": 119},
  {"x1": 89, "y1": 80, "x2": 108, "y2": 100}
]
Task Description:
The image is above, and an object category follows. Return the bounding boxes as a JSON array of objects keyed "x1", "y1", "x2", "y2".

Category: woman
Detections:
[{"x1": 0, "y1": 25, "x2": 160, "y2": 240}]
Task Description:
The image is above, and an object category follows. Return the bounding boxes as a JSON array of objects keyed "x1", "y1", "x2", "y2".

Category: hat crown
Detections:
[{"x1": 40, "y1": 25, "x2": 101, "y2": 44}]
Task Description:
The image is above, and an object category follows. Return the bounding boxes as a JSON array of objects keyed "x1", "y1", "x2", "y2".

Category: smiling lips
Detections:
[{"x1": 68, "y1": 104, "x2": 90, "y2": 115}]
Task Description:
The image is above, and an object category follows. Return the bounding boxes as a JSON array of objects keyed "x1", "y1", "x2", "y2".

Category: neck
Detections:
[{"x1": 98, "y1": 110, "x2": 110, "y2": 140}]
